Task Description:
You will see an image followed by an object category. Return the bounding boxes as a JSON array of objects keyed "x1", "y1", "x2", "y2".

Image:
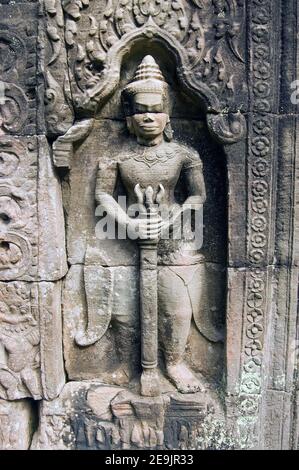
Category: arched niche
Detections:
[
  {"x1": 70, "y1": 22, "x2": 245, "y2": 145},
  {"x1": 61, "y1": 41, "x2": 228, "y2": 390},
  {"x1": 96, "y1": 39, "x2": 207, "y2": 121}
]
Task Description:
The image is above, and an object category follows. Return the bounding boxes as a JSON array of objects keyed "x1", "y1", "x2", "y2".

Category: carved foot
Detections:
[
  {"x1": 141, "y1": 368, "x2": 161, "y2": 397},
  {"x1": 166, "y1": 362, "x2": 205, "y2": 394},
  {"x1": 102, "y1": 365, "x2": 133, "y2": 387}
]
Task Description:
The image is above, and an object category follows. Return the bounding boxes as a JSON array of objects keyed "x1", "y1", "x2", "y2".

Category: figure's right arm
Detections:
[{"x1": 95, "y1": 160, "x2": 131, "y2": 228}]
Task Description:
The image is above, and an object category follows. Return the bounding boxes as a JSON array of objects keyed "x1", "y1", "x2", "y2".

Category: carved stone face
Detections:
[
  {"x1": 128, "y1": 112, "x2": 169, "y2": 142},
  {"x1": 122, "y1": 55, "x2": 171, "y2": 146},
  {"x1": 126, "y1": 92, "x2": 169, "y2": 145}
]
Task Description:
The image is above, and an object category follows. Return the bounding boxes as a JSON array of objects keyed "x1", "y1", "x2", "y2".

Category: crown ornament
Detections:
[{"x1": 122, "y1": 55, "x2": 169, "y2": 115}]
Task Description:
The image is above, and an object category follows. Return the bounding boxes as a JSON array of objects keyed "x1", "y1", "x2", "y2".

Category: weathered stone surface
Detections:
[
  {"x1": 262, "y1": 390, "x2": 293, "y2": 450},
  {"x1": 0, "y1": 399, "x2": 35, "y2": 450},
  {"x1": 0, "y1": 135, "x2": 67, "y2": 281},
  {"x1": 0, "y1": 136, "x2": 38, "y2": 281},
  {"x1": 0, "y1": 0, "x2": 298, "y2": 452},
  {"x1": 0, "y1": 280, "x2": 65, "y2": 400},
  {"x1": 63, "y1": 261, "x2": 225, "y2": 384},
  {"x1": 63, "y1": 264, "x2": 139, "y2": 381},
  {"x1": 61, "y1": 0, "x2": 247, "y2": 115},
  {"x1": 39, "y1": 281, "x2": 65, "y2": 400},
  {"x1": 0, "y1": 282, "x2": 42, "y2": 400},
  {"x1": 43, "y1": 0, "x2": 74, "y2": 137},
  {"x1": 32, "y1": 381, "x2": 224, "y2": 450},
  {"x1": 37, "y1": 136, "x2": 68, "y2": 281},
  {"x1": 0, "y1": 3, "x2": 38, "y2": 135}
]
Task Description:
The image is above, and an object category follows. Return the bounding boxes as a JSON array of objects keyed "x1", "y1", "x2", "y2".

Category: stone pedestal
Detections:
[{"x1": 32, "y1": 381, "x2": 224, "y2": 450}]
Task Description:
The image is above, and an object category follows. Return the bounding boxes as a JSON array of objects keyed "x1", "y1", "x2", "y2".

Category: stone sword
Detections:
[{"x1": 134, "y1": 183, "x2": 165, "y2": 397}]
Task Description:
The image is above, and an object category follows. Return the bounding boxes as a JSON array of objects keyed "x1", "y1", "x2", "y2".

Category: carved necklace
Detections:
[
  {"x1": 0, "y1": 323, "x2": 30, "y2": 334},
  {"x1": 130, "y1": 146, "x2": 176, "y2": 168}
]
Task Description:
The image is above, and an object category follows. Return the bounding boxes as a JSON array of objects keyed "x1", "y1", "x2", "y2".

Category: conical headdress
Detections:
[{"x1": 122, "y1": 55, "x2": 169, "y2": 116}]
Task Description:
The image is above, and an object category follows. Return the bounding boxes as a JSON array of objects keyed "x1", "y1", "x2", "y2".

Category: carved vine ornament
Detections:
[{"x1": 43, "y1": 0, "x2": 246, "y2": 163}]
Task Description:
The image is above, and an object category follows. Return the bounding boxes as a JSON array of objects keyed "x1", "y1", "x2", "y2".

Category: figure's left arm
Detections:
[
  {"x1": 162, "y1": 150, "x2": 206, "y2": 235},
  {"x1": 182, "y1": 151, "x2": 206, "y2": 208}
]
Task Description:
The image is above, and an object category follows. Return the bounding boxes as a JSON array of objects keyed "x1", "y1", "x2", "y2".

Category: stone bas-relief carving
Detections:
[
  {"x1": 74, "y1": 55, "x2": 224, "y2": 398},
  {"x1": 0, "y1": 282, "x2": 41, "y2": 400},
  {"x1": 0, "y1": 0, "x2": 298, "y2": 451},
  {"x1": 58, "y1": 53, "x2": 226, "y2": 452},
  {"x1": 0, "y1": 135, "x2": 67, "y2": 281},
  {"x1": 0, "y1": 3, "x2": 39, "y2": 136},
  {"x1": 32, "y1": 382, "x2": 225, "y2": 450},
  {"x1": 0, "y1": 280, "x2": 65, "y2": 402},
  {"x1": 0, "y1": 399, "x2": 35, "y2": 450}
]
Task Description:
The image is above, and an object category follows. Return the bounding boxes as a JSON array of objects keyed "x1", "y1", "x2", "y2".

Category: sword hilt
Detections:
[{"x1": 134, "y1": 183, "x2": 165, "y2": 214}]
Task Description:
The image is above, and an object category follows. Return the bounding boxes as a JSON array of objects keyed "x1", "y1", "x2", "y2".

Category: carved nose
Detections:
[{"x1": 143, "y1": 113, "x2": 154, "y2": 122}]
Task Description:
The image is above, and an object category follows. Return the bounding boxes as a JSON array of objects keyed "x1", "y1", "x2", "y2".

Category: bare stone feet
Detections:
[
  {"x1": 102, "y1": 365, "x2": 132, "y2": 387},
  {"x1": 141, "y1": 368, "x2": 161, "y2": 397},
  {"x1": 166, "y1": 362, "x2": 205, "y2": 394}
]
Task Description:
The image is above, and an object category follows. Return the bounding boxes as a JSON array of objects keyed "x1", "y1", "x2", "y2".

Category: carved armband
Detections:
[{"x1": 182, "y1": 151, "x2": 203, "y2": 172}]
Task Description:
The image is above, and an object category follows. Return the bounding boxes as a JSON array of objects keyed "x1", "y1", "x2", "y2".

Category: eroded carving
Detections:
[
  {"x1": 0, "y1": 31, "x2": 27, "y2": 82},
  {"x1": 0, "y1": 399, "x2": 34, "y2": 449},
  {"x1": 0, "y1": 0, "x2": 295, "y2": 453},
  {"x1": 32, "y1": 382, "x2": 223, "y2": 450},
  {"x1": 0, "y1": 83, "x2": 29, "y2": 135},
  {"x1": 0, "y1": 7, "x2": 38, "y2": 135},
  {"x1": 75, "y1": 56, "x2": 224, "y2": 397},
  {"x1": 238, "y1": 0, "x2": 274, "y2": 448},
  {"x1": 53, "y1": 0, "x2": 247, "y2": 145},
  {"x1": 44, "y1": 0, "x2": 74, "y2": 137},
  {"x1": 0, "y1": 282, "x2": 42, "y2": 400},
  {"x1": 0, "y1": 137, "x2": 37, "y2": 281},
  {"x1": 62, "y1": 0, "x2": 245, "y2": 109}
]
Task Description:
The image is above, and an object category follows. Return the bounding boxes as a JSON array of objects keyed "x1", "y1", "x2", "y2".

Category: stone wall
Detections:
[{"x1": 0, "y1": 0, "x2": 298, "y2": 450}]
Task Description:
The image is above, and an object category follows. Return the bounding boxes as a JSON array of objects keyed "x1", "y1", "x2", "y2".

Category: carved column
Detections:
[{"x1": 0, "y1": 0, "x2": 67, "y2": 449}]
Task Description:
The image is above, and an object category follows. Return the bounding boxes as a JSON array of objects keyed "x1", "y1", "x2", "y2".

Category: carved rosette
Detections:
[{"x1": 238, "y1": 0, "x2": 274, "y2": 447}]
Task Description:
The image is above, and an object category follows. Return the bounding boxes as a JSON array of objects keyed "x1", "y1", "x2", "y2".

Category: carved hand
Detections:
[{"x1": 127, "y1": 214, "x2": 163, "y2": 241}]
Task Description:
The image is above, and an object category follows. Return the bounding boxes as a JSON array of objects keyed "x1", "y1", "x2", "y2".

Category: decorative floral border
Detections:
[{"x1": 238, "y1": 0, "x2": 274, "y2": 448}]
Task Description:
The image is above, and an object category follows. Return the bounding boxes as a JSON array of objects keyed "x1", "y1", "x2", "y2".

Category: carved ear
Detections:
[
  {"x1": 126, "y1": 117, "x2": 135, "y2": 135},
  {"x1": 164, "y1": 120, "x2": 173, "y2": 142}
]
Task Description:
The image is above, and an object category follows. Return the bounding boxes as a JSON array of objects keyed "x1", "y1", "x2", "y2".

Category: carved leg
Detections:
[
  {"x1": 75, "y1": 265, "x2": 113, "y2": 347},
  {"x1": 158, "y1": 267, "x2": 205, "y2": 394},
  {"x1": 0, "y1": 368, "x2": 19, "y2": 400},
  {"x1": 99, "y1": 320, "x2": 139, "y2": 387},
  {"x1": 109, "y1": 316, "x2": 140, "y2": 386},
  {"x1": 20, "y1": 368, "x2": 41, "y2": 400},
  {"x1": 105, "y1": 266, "x2": 140, "y2": 386}
]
